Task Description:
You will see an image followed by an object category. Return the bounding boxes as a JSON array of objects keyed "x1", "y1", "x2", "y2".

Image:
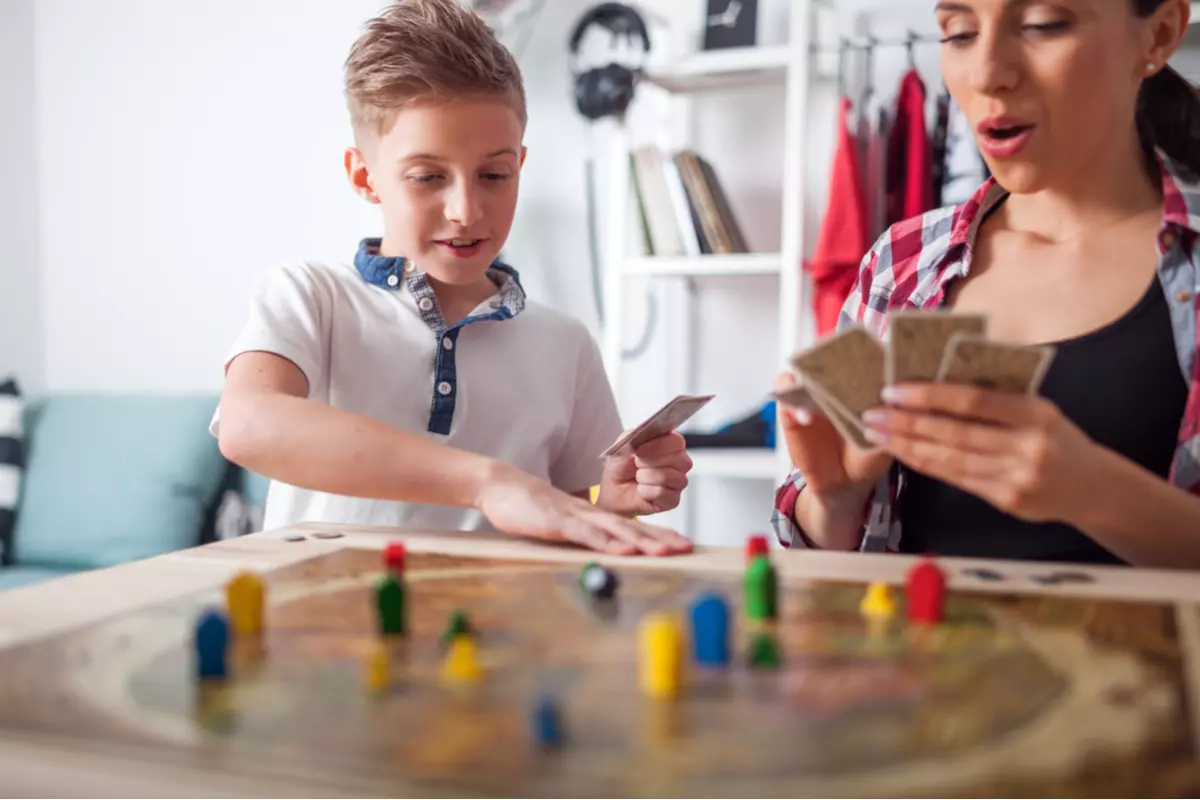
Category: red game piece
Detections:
[
  {"x1": 745, "y1": 534, "x2": 769, "y2": 564},
  {"x1": 906, "y1": 559, "x2": 946, "y2": 624},
  {"x1": 384, "y1": 542, "x2": 406, "y2": 574}
]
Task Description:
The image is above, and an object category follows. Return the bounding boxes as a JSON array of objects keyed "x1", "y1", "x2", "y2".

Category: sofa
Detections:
[{"x1": 0, "y1": 392, "x2": 269, "y2": 591}]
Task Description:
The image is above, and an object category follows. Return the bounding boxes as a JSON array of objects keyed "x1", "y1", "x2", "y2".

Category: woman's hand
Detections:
[
  {"x1": 861, "y1": 382, "x2": 1098, "y2": 523},
  {"x1": 775, "y1": 371, "x2": 893, "y2": 494}
]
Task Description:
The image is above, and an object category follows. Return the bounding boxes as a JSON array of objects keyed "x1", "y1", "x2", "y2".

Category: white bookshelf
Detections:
[{"x1": 599, "y1": 1, "x2": 816, "y2": 531}]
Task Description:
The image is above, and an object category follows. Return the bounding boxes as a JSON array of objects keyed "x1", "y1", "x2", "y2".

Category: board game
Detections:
[{"x1": 0, "y1": 540, "x2": 1197, "y2": 798}]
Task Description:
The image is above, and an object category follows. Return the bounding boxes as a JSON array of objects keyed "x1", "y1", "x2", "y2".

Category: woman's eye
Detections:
[
  {"x1": 1024, "y1": 20, "x2": 1070, "y2": 34},
  {"x1": 940, "y1": 30, "x2": 977, "y2": 45}
]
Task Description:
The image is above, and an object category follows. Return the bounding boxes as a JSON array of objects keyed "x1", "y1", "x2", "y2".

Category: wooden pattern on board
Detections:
[{"x1": 0, "y1": 548, "x2": 1195, "y2": 798}]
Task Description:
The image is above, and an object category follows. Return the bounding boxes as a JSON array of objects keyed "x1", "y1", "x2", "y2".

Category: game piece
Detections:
[
  {"x1": 689, "y1": 592, "x2": 730, "y2": 666},
  {"x1": 885, "y1": 311, "x2": 988, "y2": 385},
  {"x1": 441, "y1": 609, "x2": 472, "y2": 643},
  {"x1": 376, "y1": 574, "x2": 406, "y2": 636},
  {"x1": 195, "y1": 608, "x2": 230, "y2": 681},
  {"x1": 441, "y1": 634, "x2": 483, "y2": 683},
  {"x1": 531, "y1": 696, "x2": 564, "y2": 749},
  {"x1": 312, "y1": 531, "x2": 344, "y2": 539},
  {"x1": 744, "y1": 534, "x2": 769, "y2": 564},
  {"x1": 906, "y1": 560, "x2": 947, "y2": 624},
  {"x1": 935, "y1": 334, "x2": 1055, "y2": 394},
  {"x1": 747, "y1": 631, "x2": 782, "y2": 668},
  {"x1": 744, "y1": 555, "x2": 778, "y2": 620},
  {"x1": 225, "y1": 571, "x2": 265, "y2": 637},
  {"x1": 963, "y1": 567, "x2": 1004, "y2": 582},
  {"x1": 384, "y1": 542, "x2": 406, "y2": 574},
  {"x1": 363, "y1": 641, "x2": 390, "y2": 692},
  {"x1": 281, "y1": 534, "x2": 306, "y2": 542},
  {"x1": 859, "y1": 582, "x2": 896, "y2": 620},
  {"x1": 580, "y1": 562, "x2": 619, "y2": 599},
  {"x1": 600, "y1": 394, "x2": 716, "y2": 457},
  {"x1": 639, "y1": 613, "x2": 683, "y2": 699}
]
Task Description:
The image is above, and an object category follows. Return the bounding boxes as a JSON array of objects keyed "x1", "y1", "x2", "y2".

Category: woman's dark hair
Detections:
[{"x1": 1134, "y1": 0, "x2": 1200, "y2": 173}]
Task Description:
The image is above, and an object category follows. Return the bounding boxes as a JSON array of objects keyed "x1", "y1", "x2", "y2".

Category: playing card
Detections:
[
  {"x1": 886, "y1": 311, "x2": 988, "y2": 385},
  {"x1": 790, "y1": 326, "x2": 886, "y2": 422},
  {"x1": 803, "y1": 379, "x2": 880, "y2": 453},
  {"x1": 600, "y1": 394, "x2": 716, "y2": 457},
  {"x1": 771, "y1": 384, "x2": 821, "y2": 414},
  {"x1": 935, "y1": 333, "x2": 1055, "y2": 394}
]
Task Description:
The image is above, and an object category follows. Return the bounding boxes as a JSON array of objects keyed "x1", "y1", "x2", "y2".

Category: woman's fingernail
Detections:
[
  {"x1": 864, "y1": 428, "x2": 890, "y2": 444},
  {"x1": 861, "y1": 409, "x2": 888, "y2": 425},
  {"x1": 793, "y1": 409, "x2": 813, "y2": 426},
  {"x1": 881, "y1": 386, "x2": 906, "y2": 404}
]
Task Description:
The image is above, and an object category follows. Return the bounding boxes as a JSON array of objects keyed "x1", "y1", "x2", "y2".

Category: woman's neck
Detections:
[{"x1": 1000, "y1": 128, "x2": 1163, "y2": 242}]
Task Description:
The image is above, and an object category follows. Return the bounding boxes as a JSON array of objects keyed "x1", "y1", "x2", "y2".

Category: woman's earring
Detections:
[{"x1": 1147, "y1": 62, "x2": 1158, "y2": 75}]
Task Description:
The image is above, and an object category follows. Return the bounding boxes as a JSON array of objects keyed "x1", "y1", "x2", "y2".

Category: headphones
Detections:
[{"x1": 567, "y1": 3, "x2": 651, "y2": 122}]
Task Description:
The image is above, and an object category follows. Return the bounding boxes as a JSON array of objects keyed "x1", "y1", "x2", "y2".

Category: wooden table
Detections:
[{"x1": 0, "y1": 522, "x2": 1198, "y2": 797}]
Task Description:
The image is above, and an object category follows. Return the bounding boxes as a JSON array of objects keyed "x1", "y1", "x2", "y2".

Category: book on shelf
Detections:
[{"x1": 629, "y1": 145, "x2": 750, "y2": 258}]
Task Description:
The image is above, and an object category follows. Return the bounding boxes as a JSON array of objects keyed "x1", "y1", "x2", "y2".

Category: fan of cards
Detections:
[{"x1": 774, "y1": 312, "x2": 1056, "y2": 452}]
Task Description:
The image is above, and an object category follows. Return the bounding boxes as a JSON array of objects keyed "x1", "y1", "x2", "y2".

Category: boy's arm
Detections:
[
  {"x1": 217, "y1": 351, "x2": 495, "y2": 510},
  {"x1": 218, "y1": 351, "x2": 692, "y2": 556}
]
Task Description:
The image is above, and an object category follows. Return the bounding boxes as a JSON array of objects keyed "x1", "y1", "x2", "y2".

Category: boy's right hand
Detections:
[
  {"x1": 774, "y1": 371, "x2": 893, "y2": 495},
  {"x1": 476, "y1": 463, "x2": 693, "y2": 557}
]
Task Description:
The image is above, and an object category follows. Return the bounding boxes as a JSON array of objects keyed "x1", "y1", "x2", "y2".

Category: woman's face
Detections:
[{"x1": 936, "y1": 0, "x2": 1182, "y2": 194}]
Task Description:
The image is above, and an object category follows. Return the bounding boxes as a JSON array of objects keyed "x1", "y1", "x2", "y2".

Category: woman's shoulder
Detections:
[{"x1": 852, "y1": 181, "x2": 1003, "y2": 314}]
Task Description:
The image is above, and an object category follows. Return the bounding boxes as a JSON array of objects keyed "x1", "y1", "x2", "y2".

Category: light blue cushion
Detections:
[
  {"x1": 240, "y1": 469, "x2": 270, "y2": 510},
  {"x1": 13, "y1": 394, "x2": 225, "y2": 570},
  {"x1": 0, "y1": 565, "x2": 76, "y2": 591}
]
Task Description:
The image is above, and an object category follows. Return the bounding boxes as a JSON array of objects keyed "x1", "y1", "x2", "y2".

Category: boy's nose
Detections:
[{"x1": 445, "y1": 186, "x2": 482, "y2": 226}]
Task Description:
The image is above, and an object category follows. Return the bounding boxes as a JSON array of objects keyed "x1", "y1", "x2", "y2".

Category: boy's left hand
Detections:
[{"x1": 597, "y1": 432, "x2": 693, "y2": 517}]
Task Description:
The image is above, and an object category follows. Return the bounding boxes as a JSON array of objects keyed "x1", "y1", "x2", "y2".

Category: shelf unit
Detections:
[{"x1": 599, "y1": 3, "x2": 816, "y2": 495}]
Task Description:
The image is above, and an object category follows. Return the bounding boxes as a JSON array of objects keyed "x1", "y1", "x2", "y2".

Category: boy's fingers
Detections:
[{"x1": 565, "y1": 518, "x2": 635, "y2": 555}]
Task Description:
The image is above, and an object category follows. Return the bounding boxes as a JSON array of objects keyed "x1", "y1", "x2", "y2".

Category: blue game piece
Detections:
[
  {"x1": 195, "y1": 608, "x2": 230, "y2": 680},
  {"x1": 532, "y1": 696, "x2": 563, "y2": 749},
  {"x1": 690, "y1": 591, "x2": 730, "y2": 666}
]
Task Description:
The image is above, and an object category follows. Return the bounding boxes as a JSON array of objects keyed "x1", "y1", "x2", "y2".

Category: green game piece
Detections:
[
  {"x1": 376, "y1": 574, "x2": 405, "y2": 636},
  {"x1": 441, "y1": 609, "x2": 472, "y2": 643},
  {"x1": 747, "y1": 631, "x2": 782, "y2": 667},
  {"x1": 743, "y1": 555, "x2": 777, "y2": 620}
]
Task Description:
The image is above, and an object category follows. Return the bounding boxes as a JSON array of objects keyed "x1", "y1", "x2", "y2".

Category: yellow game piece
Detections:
[
  {"x1": 639, "y1": 613, "x2": 683, "y2": 700},
  {"x1": 441, "y1": 634, "x2": 483, "y2": 683},
  {"x1": 363, "y1": 641, "x2": 390, "y2": 692},
  {"x1": 859, "y1": 582, "x2": 896, "y2": 620},
  {"x1": 225, "y1": 570, "x2": 265, "y2": 636}
]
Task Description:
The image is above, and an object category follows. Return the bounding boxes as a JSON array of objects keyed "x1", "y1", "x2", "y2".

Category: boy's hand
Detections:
[
  {"x1": 596, "y1": 432, "x2": 693, "y2": 517},
  {"x1": 477, "y1": 461, "x2": 693, "y2": 556}
]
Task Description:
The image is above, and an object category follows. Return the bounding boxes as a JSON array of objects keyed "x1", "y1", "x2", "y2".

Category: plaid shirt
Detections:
[{"x1": 772, "y1": 148, "x2": 1200, "y2": 552}]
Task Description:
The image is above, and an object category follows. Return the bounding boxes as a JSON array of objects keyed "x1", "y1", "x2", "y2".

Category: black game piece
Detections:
[{"x1": 580, "y1": 562, "x2": 619, "y2": 599}]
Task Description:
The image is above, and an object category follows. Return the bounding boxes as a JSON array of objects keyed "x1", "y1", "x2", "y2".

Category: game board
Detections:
[{"x1": 0, "y1": 545, "x2": 1197, "y2": 798}]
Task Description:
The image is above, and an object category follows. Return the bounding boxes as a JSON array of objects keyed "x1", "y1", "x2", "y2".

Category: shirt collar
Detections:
[
  {"x1": 352, "y1": 237, "x2": 526, "y2": 323},
  {"x1": 946, "y1": 147, "x2": 1200, "y2": 262}
]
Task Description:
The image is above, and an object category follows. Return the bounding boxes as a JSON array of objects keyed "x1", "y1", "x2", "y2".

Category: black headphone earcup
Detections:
[{"x1": 575, "y1": 64, "x2": 637, "y2": 122}]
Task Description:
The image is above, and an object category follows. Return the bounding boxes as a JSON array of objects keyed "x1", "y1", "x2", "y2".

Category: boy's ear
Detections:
[
  {"x1": 520, "y1": 146, "x2": 528, "y2": 167},
  {"x1": 344, "y1": 147, "x2": 381, "y2": 204}
]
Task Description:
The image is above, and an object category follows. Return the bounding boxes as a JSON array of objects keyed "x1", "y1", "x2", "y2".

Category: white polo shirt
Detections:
[{"x1": 210, "y1": 239, "x2": 623, "y2": 533}]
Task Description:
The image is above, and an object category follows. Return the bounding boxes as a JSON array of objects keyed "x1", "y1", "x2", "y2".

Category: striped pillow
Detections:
[{"x1": 0, "y1": 378, "x2": 22, "y2": 566}]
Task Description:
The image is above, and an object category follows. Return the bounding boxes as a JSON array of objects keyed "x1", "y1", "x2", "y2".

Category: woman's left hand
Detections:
[{"x1": 861, "y1": 383, "x2": 1098, "y2": 523}]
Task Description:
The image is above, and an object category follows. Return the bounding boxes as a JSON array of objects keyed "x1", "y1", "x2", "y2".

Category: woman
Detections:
[{"x1": 774, "y1": 0, "x2": 1200, "y2": 568}]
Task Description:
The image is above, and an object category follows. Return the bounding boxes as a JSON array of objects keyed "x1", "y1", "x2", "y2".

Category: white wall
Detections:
[
  {"x1": 0, "y1": 0, "x2": 43, "y2": 393},
  {"x1": 15, "y1": 0, "x2": 951, "y2": 545}
]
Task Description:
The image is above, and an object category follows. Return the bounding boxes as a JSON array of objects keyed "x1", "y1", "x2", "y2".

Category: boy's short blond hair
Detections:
[{"x1": 344, "y1": 0, "x2": 527, "y2": 143}]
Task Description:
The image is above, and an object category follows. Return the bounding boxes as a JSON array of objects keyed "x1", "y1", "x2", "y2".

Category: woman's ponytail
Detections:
[
  {"x1": 1136, "y1": 64, "x2": 1200, "y2": 174},
  {"x1": 1133, "y1": 0, "x2": 1200, "y2": 173}
]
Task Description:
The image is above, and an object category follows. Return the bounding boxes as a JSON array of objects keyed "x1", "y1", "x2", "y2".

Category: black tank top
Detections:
[{"x1": 899, "y1": 278, "x2": 1188, "y2": 564}]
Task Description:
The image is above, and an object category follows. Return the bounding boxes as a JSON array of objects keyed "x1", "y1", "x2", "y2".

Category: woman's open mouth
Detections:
[{"x1": 977, "y1": 117, "x2": 1036, "y2": 159}]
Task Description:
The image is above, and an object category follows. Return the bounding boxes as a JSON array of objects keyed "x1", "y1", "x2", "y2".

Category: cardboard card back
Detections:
[
  {"x1": 790, "y1": 326, "x2": 886, "y2": 420},
  {"x1": 886, "y1": 311, "x2": 988, "y2": 385},
  {"x1": 935, "y1": 333, "x2": 1055, "y2": 394}
]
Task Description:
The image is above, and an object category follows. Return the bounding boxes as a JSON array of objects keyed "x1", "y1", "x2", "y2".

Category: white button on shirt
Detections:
[{"x1": 210, "y1": 260, "x2": 622, "y2": 535}]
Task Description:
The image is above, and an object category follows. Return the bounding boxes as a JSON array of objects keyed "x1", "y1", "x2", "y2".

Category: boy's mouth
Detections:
[{"x1": 435, "y1": 238, "x2": 487, "y2": 259}]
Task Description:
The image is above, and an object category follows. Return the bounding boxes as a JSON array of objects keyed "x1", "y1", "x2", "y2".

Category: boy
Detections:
[{"x1": 211, "y1": 0, "x2": 694, "y2": 556}]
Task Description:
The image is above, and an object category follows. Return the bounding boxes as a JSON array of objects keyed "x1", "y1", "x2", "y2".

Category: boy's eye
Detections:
[
  {"x1": 483, "y1": 172, "x2": 510, "y2": 181},
  {"x1": 409, "y1": 174, "x2": 442, "y2": 183}
]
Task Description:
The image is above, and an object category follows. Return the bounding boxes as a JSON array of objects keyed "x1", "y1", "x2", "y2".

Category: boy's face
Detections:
[{"x1": 345, "y1": 97, "x2": 525, "y2": 288}]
